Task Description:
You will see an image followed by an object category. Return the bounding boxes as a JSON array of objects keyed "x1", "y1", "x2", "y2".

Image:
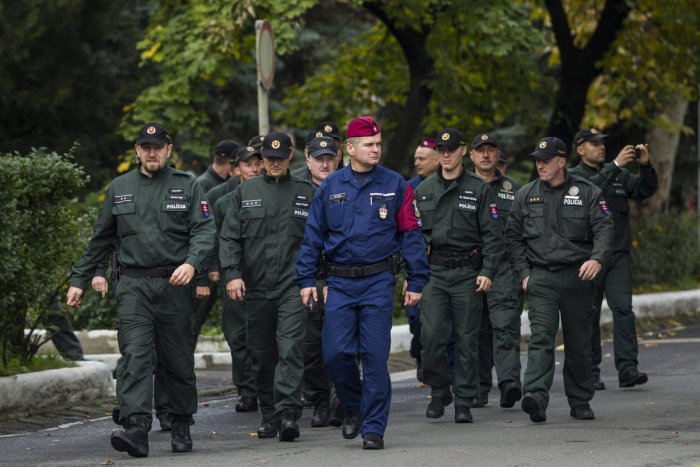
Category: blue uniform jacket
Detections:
[{"x1": 296, "y1": 165, "x2": 430, "y2": 293}]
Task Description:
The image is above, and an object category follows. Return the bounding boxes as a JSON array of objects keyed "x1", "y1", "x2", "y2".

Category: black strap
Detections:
[
  {"x1": 120, "y1": 266, "x2": 178, "y2": 278},
  {"x1": 328, "y1": 259, "x2": 391, "y2": 278}
]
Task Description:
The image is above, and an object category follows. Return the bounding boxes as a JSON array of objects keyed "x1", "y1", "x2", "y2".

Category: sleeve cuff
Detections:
[{"x1": 224, "y1": 268, "x2": 242, "y2": 282}]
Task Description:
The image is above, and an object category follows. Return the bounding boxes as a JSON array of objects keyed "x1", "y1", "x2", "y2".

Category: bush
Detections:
[
  {"x1": 0, "y1": 147, "x2": 89, "y2": 373},
  {"x1": 630, "y1": 212, "x2": 700, "y2": 292}
]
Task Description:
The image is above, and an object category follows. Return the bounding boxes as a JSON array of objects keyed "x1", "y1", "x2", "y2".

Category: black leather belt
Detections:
[
  {"x1": 429, "y1": 250, "x2": 478, "y2": 269},
  {"x1": 120, "y1": 266, "x2": 178, "y2": 278},
  {"x1": 328, "y1": 259, "x2": 391, "y2": 278}
]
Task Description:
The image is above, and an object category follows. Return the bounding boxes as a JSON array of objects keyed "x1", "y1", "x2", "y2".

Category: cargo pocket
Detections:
[
  {"x1": 240, "y1": 208, "x2": 267, "y2": 238},
  {"x1": 160, "y1": 202, "x2": 189, "y2": 233},
  {"x1": 523, "y1": 204, "x2": 543, "y2": 238},
  {"x1": 112, "y1": 202, "x2": 137, "y2": 237},
  {"x1": 562, "y1": 206, "x2": 589, "y2": 241}
]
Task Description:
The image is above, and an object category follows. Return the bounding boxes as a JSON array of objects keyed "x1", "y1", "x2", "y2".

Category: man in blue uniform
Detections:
[{"x1": 296, "y1": 116, "x2": 430, "y2": 450}]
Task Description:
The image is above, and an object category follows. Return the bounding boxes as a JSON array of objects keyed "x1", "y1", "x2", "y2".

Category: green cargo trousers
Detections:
[
  {"x1": 245, "y1": 286, "x2": 305, "y2": 417},
  {"x1": 524, "y1": 266, "x2": 594, "y2": 409},
  {"x1": 420, "y1": 265, "x2": 482, "y2": 407},
  {"x1": 221, "y1": 285, "x2": 257, "y2": 399},
  {"x1": 115, "y1": 276, "x2": 197, "y2": 429}
]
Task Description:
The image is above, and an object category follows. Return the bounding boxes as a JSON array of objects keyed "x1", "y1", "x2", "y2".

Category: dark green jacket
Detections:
[
  {"x1": 196, "y1": 165, "x2": 227, "y2": 193},
  {"x1": 71, "y1": 165, "x2": 215, "y2": 288},
  {"x1": 486, "y1": 171, "x2": 521, "y2": 232},
  {"x1": 569, "y1": 161, "x2": 657, "y2": 252},
  {"x1": 219, "y1": 171, "x2": 316, "y2": 299},
  {"x1": 504, "y1": 171, "x2": 614, "y2": 283},
  {"x1": 415, "y1": 167, "x2": 504, "y2": 279}
]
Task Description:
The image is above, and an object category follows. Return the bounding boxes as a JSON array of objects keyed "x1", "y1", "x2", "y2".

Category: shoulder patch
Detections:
[{"x1": 526, "y1": 197, "x2": 543, "y2": 204}]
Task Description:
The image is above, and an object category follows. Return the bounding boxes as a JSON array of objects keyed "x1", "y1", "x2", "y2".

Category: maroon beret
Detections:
[
  {"x1": 346, "y1": 116, "x2": 380, "y2": 138},
  {"x1": 419, "y1": 136, "x2": 436, "y2": 150}
]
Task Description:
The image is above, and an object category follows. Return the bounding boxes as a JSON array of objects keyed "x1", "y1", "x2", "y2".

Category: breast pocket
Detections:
[
  {"x1": 452, "y1": 198, "x2": 478, "y2": 234},
  {"x1": 160, "y1": 202, "x2": 189, "y2": 233},
  {"x1": 240, "y1": 208, "x2": 266, "y2": 238},
  {"x1": 562, "y1": 206, "x2": 590, "y2": 241},
  {"x1": 368, "y1": 197, "x2": 397, "y2": 228},
  {"x1": 416, "y1": 199, "x2": 435, "y2": 231},
  {"x1": 327, "y1": 200, "x2": 349, "y2": 230},
  {"x1": 111, "y1": 202, "x2": 137, "y2": 237},
  {"x1": 523, "y1": 204, "x2": 543, "y2": 238}
]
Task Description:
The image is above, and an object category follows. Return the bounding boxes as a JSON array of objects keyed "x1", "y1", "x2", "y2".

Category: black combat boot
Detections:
[
  {"x1": 258, "y1": 413, "x2": 279, "y2": 439},
  {"x1": 311, "y1": 399, "x2": 331, "y2": 427},
  {"x1": 279, "y1": 409, "x2": 301, "y2": 442},
  {"x1": 170, "y1": 416, "x2": 193, "y2": 453},
  {"x1": 110, "y1": 415, "x2": 149, "y2": 458}
]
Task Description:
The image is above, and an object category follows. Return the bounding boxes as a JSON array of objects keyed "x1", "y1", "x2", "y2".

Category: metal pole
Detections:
[{"x1": 257, "y1": 81, "x2": 269, "y2": 135}]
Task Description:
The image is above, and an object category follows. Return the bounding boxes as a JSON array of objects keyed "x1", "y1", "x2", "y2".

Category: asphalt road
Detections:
[{"x1": 2, "y1": 327, "x2": 700, "y2": 467}]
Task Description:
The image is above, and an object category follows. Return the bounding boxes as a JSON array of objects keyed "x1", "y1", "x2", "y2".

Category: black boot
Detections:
[
  {"x1": 329, "y1": 392, "x2": 345, "y2": 427},
  {"x1": 235, "y1": 396, "x2": 259, "y2": 412},
  {"x1": 170, "y1": 416, "x2": 193, "y2": 453},
  {"x1": 311, "y1": 400, "x2": 331, "y2": 427},
  {"x1": 157, "y1": 414, "x2": 172, "y2": 431},
  {"x1": 110, "y1": 416, "x2": 149, "y2": 458},
  {"x1": 258, "y1": 413, "x2": 279, "y2": 439},
  {"x1": 279, "y1": 409, "x2": 301, "y2": 442}
]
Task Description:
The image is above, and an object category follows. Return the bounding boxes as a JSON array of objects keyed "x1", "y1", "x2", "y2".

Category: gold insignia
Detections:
[
  {"x1": 539, "y1": 141, "x2": 547, "y2": 149},
  {"x1": 246, "y1": 146, "x2": 254, "y2": 152},
  {"x1": 271, "y1": 140, "x2": 281, "y2": 149},
  {"x1": 502, "y1": 181, "x2": 512, "y2": 191},
  {"x1": 590, "y1": 128, "x2": 599, "y2": 134},
  {"x1": 146, "y1": 126, "x2": 156, "y2": 135},
  {"x1": 568, "y1": 186, "x2": 579, "y2": 196},
  {"x1": 316, "y1": 131, "x2": 323, "y2": 137},
  {"x1": 480, "y1": 134, "x2": 488, "y2": 141},
  {"x1": 379, "y1": 207, "x2": 387, "y2": 219},
  {"x1": 324, "y1": 124, "x2": 333, "y2": 133},
  {"x1": 441, "y1": 132, "x2": 450, "y2": 141},
  {"x1": 373, "y1": 125, "x2": 378, "y2": 133},
  {"x1": 320, "y1": 141, "x2": 328, "y2": 147}
]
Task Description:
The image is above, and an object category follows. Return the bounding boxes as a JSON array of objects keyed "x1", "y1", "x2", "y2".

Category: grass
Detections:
[{"x1": 0, "y1": 352, "x2": 77, "y2": 377}]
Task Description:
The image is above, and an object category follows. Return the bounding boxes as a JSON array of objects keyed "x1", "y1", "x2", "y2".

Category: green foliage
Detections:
[
  {"x1": 0, "y1": 147, "x2": 89, "y2": 372},
  {"x1": 0, "y1": 352, "x2": 77, "y2": 378},
  {"x1": 630, "y1": 213, "x2": 700, "y2": 291}
]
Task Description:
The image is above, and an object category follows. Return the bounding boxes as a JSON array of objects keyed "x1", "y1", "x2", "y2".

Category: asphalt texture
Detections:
[{"x1": 1, "y1": 330, "x2": 700, "y2": 466}]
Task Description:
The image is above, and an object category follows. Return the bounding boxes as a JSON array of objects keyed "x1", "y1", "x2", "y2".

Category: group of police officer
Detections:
[{"x1": 67, "y1": 116, "x2": 656, "y2": 457}]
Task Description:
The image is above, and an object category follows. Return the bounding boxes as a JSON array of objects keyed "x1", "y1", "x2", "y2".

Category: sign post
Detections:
[{"x1": 255, "y1": 20, "x2": 275, "y2": 135}]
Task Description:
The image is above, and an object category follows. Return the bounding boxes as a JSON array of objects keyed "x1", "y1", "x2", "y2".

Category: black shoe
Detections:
[
  {"x1": 619, "y1": 369, "x2": 648, "y2": 388},
  {"x1": 570, "y1": 403, "x2": 595, "y2": 420},
  {"x1": 301, "y1": 395, "x2": 313, "y2": 408},
  {"x1": 472, "y1": 392, "x2": 489, "y2": 408},
  {"x1": 329, "y1": 394, "x2": 344, "y2": 427},
  {"x1": 157, "y1": 414, "x2": 172, "y2": 432},
  {"x1": 521, "y1": 393, "x2": 547, "y2": 423},
  {"x1": 171, "y1": 419, "x2": 193, "y2": 453},
  {"x1": 342, "y1": 412, "x2": 360, "y2": 439},
  {"x1": 454, "y1": 405, "x2": 473, "y2": 423},
  {"x1": 593, "y1": 374, "x2": 606, "y2": 391},
  {"x1": 426, "y1": 395, "x2": 453, "y2": 418},
  {"x1": 110, "y1": 416, "x2": 149, "y2": 458},
  {"x1": 311, "y1": 401, "x2": 331, "y2": 427},
  {"x1": 416, "y1": 359, "x2": 423, "y2": 383},
  {"x1": 235, "y1": 396, "x2": 259, "y2": 412},
  {"x1": 111, "y1": 407, "x2": 121, "y2": 426},
  {"x1": 257, "y1": 415, "x2": 278, "y2": 439},
  {"x1": 500, "y1": 381, "x2": 523, "y2": 408},
  {"x1": 279, "y1": 410, "x2": 301, "y2": 442},
  {"x1": 362, "y1": 432, "x2": 384, "y2": 450}
]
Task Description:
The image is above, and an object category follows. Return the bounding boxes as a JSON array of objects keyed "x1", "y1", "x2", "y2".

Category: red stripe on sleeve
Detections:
[{"x1": 396, "y1": 184, "x2": 419, "y2": 232}]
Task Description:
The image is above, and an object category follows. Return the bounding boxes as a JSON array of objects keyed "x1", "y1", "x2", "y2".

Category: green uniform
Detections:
[
  {"x1": 415, "y1": 168, "x2": 504, "y2": 407},
  {"x1": 569, "y1": 161, "x2": 657, "y2": 380},
  {"x1": 505, "y1": 172, "x2": 613, "y2": 409},
  {"x1": 477, "y1": 172, "x2": 523, "y2": 397},
  {"x1": 196, "y1": 165, "x2": 228, "y2": 193},
  {"x1": 219, "y1": 170, "x2": 315, "y2": 417},
  {"x1": 71, "y1": 165, "x2": 215, "y2": 429},
  {"x1": 213, "y1": 186, "x2": 257, "y2": 400}
]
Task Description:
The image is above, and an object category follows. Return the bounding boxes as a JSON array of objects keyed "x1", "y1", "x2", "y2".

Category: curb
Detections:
[{"x1": 0, "y1": 361, "x2": 114, "y2": 413}]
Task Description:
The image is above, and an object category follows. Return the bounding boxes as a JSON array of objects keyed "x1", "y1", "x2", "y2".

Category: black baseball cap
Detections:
[
  {"x1": 530, "y1": 137, "x2": 568, "y2": 160},
  {"x1": 308, "y1": 136, "x2": 337, "y2": 158},
  {"x1": 498, "y1": 151, "x2": 508, "y2": 165},
  {"x1": 136, "y1": 122, "x2": 170, "y2": 146},
  {"x1": 262, "y1": 132, "x2": 293, "y2": 158},
  {"x1": 314, "y1": 121, "x2": 341, "y2": 140},
  {"x1": 573, "y1": 128, "x2": 609, "y2": 147},
  {"x1": 233, "y1": 145, "x2": 261, "y2": 165},
  {"x1": 213, "y1": 139, "x2": 239, "y2": 158},
  {"x1": 248, "y1": 135, "x2": 265, "y2": 150},
  {"x1": 305, "y1": 130, "x2": 318, "y2": 148},
  {"x1": 471, "y1": 133, "x2": 500, "y2": 150},
  {"x1": 435, "y1": 128, "x2": 466, "y2": 151}
]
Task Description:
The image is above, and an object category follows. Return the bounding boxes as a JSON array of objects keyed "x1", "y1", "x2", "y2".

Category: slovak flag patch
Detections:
[
  {"x1": 489, "y1": 203, "x2": 499, "y2": 219},
  {"x1": 599, "y1": 200, "x2": 610, "y2": 215},
  {"x1": 201, "y1": 201, "x2": 210, "y2": 217}
]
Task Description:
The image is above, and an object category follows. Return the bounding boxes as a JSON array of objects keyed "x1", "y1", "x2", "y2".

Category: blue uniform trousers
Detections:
[{"x1": 322, "y1": 271, "x2": 395, "y2": 437}]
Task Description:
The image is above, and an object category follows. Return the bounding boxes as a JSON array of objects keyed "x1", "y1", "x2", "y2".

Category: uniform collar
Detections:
[
  {"x1": 138, "y1": 163, "x2": 171, "y2": 180},
  {"x1": 263, "y1": 169, "x2": 291, "y2": 183},
  {"x1": 339, "y1": 164, "x2": 380, "y2": 185},
  {"x1": 207, "y1": 165, "x2": 227, "y2": 183}
]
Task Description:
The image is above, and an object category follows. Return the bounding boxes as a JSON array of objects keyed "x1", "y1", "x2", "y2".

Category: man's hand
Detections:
[
  {"x1": 300, "y1": 287, "x2": 318, "y2": 307},
  {"x1": 579, "y1": 260, "x2": 602, "y2": 281},
  {"x1": 170, "y1": 263, "x2": 195, "y2": 286},
  {"x1": 208, "y1": 271, "x2": 220, "y2": 282},
  {"x1": 614, "y1": 145, "x2": 637, "y2": 168},
  {"x1": 475, "y1": 276, "x2": 492, "y2": 293},
  {"x1": 67, "y1": 287, "x2": 84, "y2": 309},
  {"x1": 91, "y1": 276, "x2": 109, "y2": 298},
  {"x1": 323, "y1": 286, "x2": 328, "y2": 304},
  {"x1": 227, "y1": 279, "x2": 246, "y2": 301},
  {"x1": 196, "y1": 286, "x2": 210, "y2": 299},
  {"x1": 521, "y1": 276, "x2": 530, "y2": 293},
  {"x1": 636, "y1": 143, "x2": 650, "y2": 165},
  {"x1": 404, "y1": 291, "x2": 422, "y2": 307}
]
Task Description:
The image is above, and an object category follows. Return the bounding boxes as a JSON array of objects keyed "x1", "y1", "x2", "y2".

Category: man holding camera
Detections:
[{"x1": 569, "y1": 128, "x2": 657, "y2": 390}]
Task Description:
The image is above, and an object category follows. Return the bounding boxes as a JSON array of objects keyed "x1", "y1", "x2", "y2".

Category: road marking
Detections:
[{"x1": 639, "y1": 337, "x2": 700, "y2": 345}]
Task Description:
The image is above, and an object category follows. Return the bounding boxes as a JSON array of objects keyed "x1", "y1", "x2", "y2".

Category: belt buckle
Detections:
[{"x1": 353, "y1": 266, "x2": 365, "y2": 277}]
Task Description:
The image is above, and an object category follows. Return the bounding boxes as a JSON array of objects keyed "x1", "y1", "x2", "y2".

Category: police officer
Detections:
[
  {"x1": 414, "y1": 128, "x2": 503, "y2": 424},
  {"x1": 220, "y1": 132, "x2": 315, "y2": 442},
  {"x1": 469, "y1": 133, "x2": 523, "y2": 409},
  {"x1": 196, "y1": 139, "x2": 239, "y2": 192},
  {"x1": 505, "y1": 136, "x2": 613, "y2": 423},
  {"x1": 296, "y1": 116, "x2": 430, "y2": 450},
  {"x1": 67, "y1": 123, "x2": 215, "y2": 457},
  {"x1": 569, "y1": 128, "x2": 657, "y2": 390},
  {"x1": 292, "y1": 136, "x2": 341, "y2": 427},
  {"x1": 313, "y1": 121, "x2": 345, "y2": 167},
  {"x1": 406, "y1": 136, "x2": 440, "y2": 381},
  {"x1": 213, "y1": 146, "x2": 262, "y2": 413}
]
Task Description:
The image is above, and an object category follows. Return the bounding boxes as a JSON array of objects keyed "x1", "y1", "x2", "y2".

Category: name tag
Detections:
[
  {"x1": 242, "y1": 199, "x2": 263, "y2": 208},
  {"x1": 330, "y1": 193, "x2": 347, "y2": 203},
  {"x1": 166, "y1": 194, "x2": 186, "y2": 201},
  {"x1": 459, "y1": 189, "x2": 477, "y2": 202},
  {"x1": 291, "y1": 209, "x2": 309, "y2": 218},
  {"x1": 114, "y1": 194, "x2": 133, "y2": 204},
  {"x1": 163, "y1": 202, "x2": 188, "y2": 211},
  {"x1": 497, "y1": 192, "x2": 514, "y2": 201},
  {"x1": 294, "y1": 195, "x2": 309, "y2": 208},
  {"x1": 457, "y1": 202, "x2": 477, "y2": 212},
  {"x1": 169, "y1": 188, "x2": 184, "y2": 194},
  {"x1": 563, "y1": 196, "x2": 584, "y2": 206}
]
